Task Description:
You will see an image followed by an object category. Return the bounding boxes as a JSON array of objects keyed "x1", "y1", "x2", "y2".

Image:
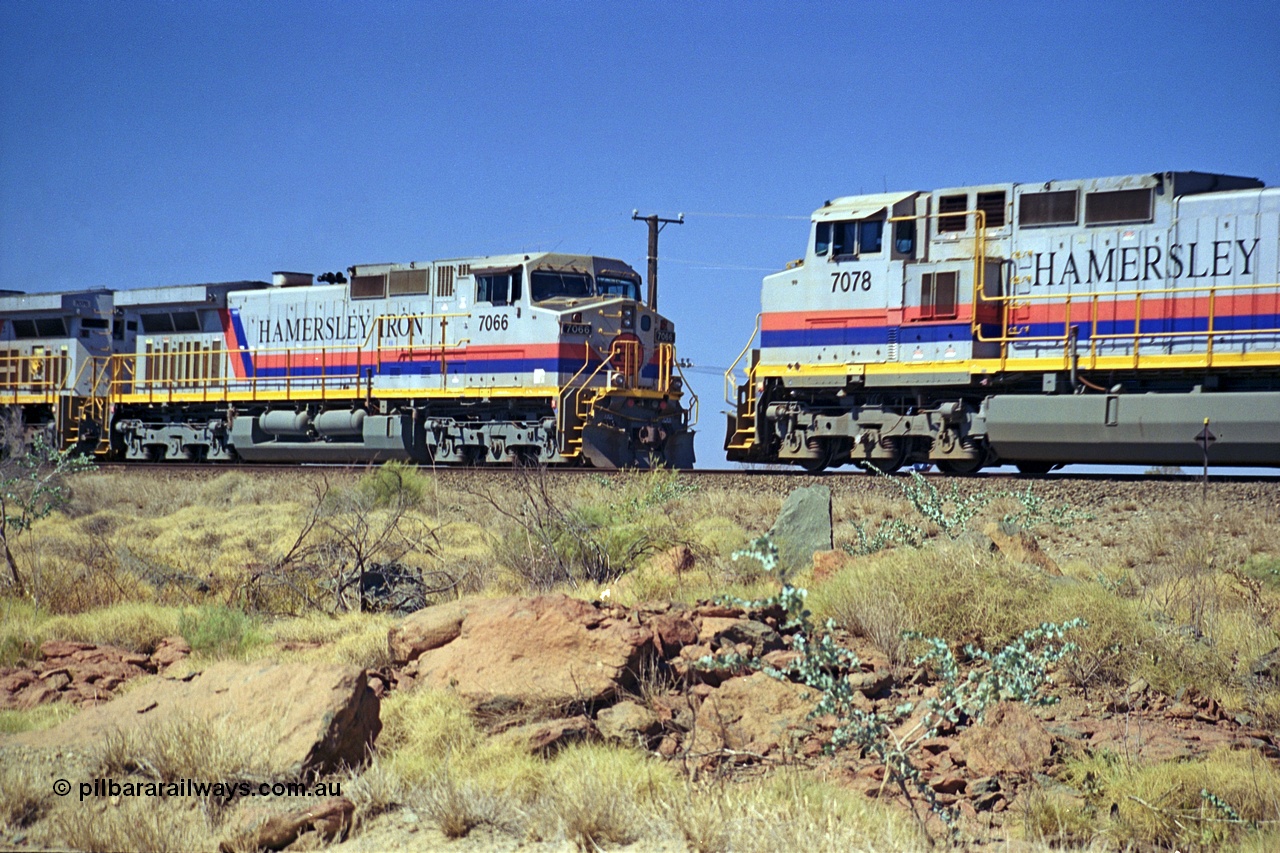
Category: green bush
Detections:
[
  {"x1": 355, "y1": 461, "x2": 431, "y2": 508},
  {"x1": 492, "y1": 470, "x2": 690, "y2": 590},
  {"x1": 177, "y1": 605, "x2": 265, "y2": 658}
]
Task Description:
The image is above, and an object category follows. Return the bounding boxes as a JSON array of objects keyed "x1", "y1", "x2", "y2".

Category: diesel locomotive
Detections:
[
  {"x1": 0, "y1": 252, "x2": 696, "y2": 468},
  {"x1": 725, "y1": 171, "x2": 1280, "y2": 472}
]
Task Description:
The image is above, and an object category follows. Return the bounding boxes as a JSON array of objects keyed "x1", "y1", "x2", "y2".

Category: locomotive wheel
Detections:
[
  {"x1": 862, "y1": 454, "x2": 904, "y2": 475},
  {"x1": 799, "y1": 445, "x2": 834, "y2": 473},
  {"x1": 860, "y1": 440, "x2": 906, "y2": 475},
  {"x1": 798, "y1": 450, "x2": 829, "y2": 471},
  {"x1": 935, "y1": 457, "x2": 984, "y2": 475},
  {"x1": 513, "y1": 447, "x2": 543, "y2": 468},
  {"x1": 1015, "y1": 461, "x2": 1054, "y2": 475}
]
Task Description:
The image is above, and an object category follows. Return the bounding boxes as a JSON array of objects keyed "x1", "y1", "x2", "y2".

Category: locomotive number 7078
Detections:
[
  {"x1": 478, "y1": 314, "x2": 509, "y2": 332},
  {"x1": 831, "y1": 271, "x2": 872, "y2": 292}
]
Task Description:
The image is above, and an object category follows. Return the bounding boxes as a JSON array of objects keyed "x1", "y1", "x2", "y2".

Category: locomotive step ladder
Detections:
[
  {"x1": 724, "y1": 381, "x2": 758, "y2": 452},
  {"x1": 724, "y1": 320, "x2": 762, "y2": 453},
  {"x1": 556, "y1": 339, "x2": 640, "y2": 461},
  {"x1": 59, "y1": 356, "x2": 113, "y2": 456}
]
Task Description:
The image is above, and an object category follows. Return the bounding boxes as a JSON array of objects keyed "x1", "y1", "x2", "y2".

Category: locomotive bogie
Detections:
[{"x1": 728, "y1": 171, "x2": 1280, "y2": 471}]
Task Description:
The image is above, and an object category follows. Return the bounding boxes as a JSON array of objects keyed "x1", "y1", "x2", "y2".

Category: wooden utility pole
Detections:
[{"x1": 632, "y1": 210, "x2": 683, "y2": 310}]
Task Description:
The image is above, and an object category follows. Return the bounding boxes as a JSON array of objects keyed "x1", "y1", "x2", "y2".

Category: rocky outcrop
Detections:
[
  {"x1": 0, "y1": 637, "x2": 190, "y2": 710},
  {"x1": 497, "y1": 716, "x2": 596, "y2": 756},
  {"x1": 688, "y1": 672, "x2": 814, "y2": 758},
  {"x1": 956, "y1": 701, "x2": 1054, "y2": 776},
  {"x1": 390, "y1": 595, "x2": 654, "y2": 707},
  {"x1": 9, "y1": 661, "x2": 380, "y2": 778}
]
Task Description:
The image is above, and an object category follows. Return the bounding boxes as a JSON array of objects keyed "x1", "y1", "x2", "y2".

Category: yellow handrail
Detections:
[
  {"x1": 724, "y1": 313, "x2": 762, "y2": 406},
  {"x1": 0, "y1": 351, "x2": 72, "y2": 401}
]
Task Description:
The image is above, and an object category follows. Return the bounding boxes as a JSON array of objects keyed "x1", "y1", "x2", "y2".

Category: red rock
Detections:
[
  {"x1": 761, "y1": 649, "x2": 801, "y2": 670},
  {"x1": 39, "y1": 669, "x2": 72, "y2": 691},
  {"x1": 679, "y1": 643, "x2": 714, "y2": 662},
  {"x1": 957, "y1": 702, "x2": 1053, "y2": 776},
  {"x1": 387, "y1": 599, "x2": 469, "y2": 665},
  {"x1": 503, "y1": 716, "x2": 595, "y2": 756},
  {"x1": 650, "y1": 613, "x2": 698, "y2": 657},
  {"x1": 919, "y1": 738, "x2": 951, "y2": 755},
  {"x1": 0, "y1": 671, "x2": 36, "y2": 693},
  {"x1": 689, "y1": 672, "x2": 813, "y2": 758},
  {"x1": 394, "y1": 595, "x2": 654, "y2": 707},
  {"x1": 223, "y1": 797, "x2": 353, "y2": 852},
  {"x1": 10, "y1": 661, "x2": 380, "y2": 778},
  {"x1": 150, "y1": 636, "x2": 191, "y2": 670},
  {"x1": 932, "y1": 773, "x2": 967, "y2": 794},
  {"x1": 694, "y1": 603, "x2": 743, "y2": 619},
  {"x1": 38, "y1": 640, "x2": 95, "y2": 659},
  {"x1": 597, "y1": 701, "x2": 659, "y2": 744},
  {"x1": 14, "y1": 683, "x2": 58, "y2": 709},
  {"x1": 697, "y1": 616, "x2": 743, "y2": 644}
]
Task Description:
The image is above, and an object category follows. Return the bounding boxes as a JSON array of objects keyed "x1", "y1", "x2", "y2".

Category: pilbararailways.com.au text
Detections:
[{"x1": 55, "y1": 778, "x2": 341, "y2": 802}]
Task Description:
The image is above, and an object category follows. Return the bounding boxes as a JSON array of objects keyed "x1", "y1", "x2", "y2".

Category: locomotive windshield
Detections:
[
  {"x1": 597, "y1": 275, "x2": 641, "y2": 301},
  {"x1": 531, "y1": 270, "x2": 592, "y2": 301}
]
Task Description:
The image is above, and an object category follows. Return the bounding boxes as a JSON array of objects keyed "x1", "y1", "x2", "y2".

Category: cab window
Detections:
[
  {"x1": 597, "y1": 276, "x2": 640, "y2": 301},
  {"x1": 894, "y1": 220, "x2": 916, "y2": 254},
  {"x1": 818, "y1": 218, "x2": 885, "y2": 258},
  {"x1": 531, "y1": 271, "x2": 592, "y2": 301},
  {"x1": 477, "y1": 269, "x2": 522, "y2": 306}
]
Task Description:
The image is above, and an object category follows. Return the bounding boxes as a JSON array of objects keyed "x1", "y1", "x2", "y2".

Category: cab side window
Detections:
[
  {"x1": 815, "y1": 222, "x2": 832, "y2": 256},
  {"x1": 859, "y1": 219, "x2": 884, "y2": 254},
  {"x1": 477, "y1": 270, "x2": 522, "y2": 306},
  {"x1": 819, "y1": 218, "x2": 886, "y2": 259}
]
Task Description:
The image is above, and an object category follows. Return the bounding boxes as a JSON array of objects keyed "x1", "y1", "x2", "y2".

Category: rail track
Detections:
[{"x1": 88, "y1": 461, "x2": 1278, "y2": 482}]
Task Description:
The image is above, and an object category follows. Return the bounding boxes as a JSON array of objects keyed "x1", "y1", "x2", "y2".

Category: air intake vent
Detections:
[{"x1": 436, "y1": 266, "x2": 455, "y2": 298}]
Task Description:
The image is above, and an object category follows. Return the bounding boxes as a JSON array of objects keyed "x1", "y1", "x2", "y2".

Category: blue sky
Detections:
[{"x1": 3, "y1": 1, "x2": 1278, "y2": 467}]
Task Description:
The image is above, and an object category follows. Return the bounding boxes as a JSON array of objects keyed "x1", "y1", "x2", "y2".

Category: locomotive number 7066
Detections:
[
  {"x1": 479, "y1": 314, "x2": 509, "y2": 332},
  {"x1": 831, "y1": 271, "x2": 872, "y2": 292}
]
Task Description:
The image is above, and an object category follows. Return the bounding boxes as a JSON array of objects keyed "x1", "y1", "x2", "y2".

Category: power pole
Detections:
[{"x1": 632, "y1": 210, "x2": 683, "y2": 310}]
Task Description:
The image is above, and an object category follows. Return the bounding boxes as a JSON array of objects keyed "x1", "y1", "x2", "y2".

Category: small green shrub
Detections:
[
  {"x1": 177, "y1": 605, "x2": 265, "y2": 658},
  {"x1": 355, "y1": 461, "x2": 431, "y2": 509},
  {"x1": 1242, "y1": 554, "x2": 1280, "y2": 591},
  {"x1": 489, "y1": 469, "x2": 682, "y2": 590}
]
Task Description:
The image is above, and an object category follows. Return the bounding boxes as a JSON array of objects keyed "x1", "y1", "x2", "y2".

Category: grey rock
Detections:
[
  {"x1": 848, "y1": 669, "x2": 893, "y2": 697},
  {"x1": 969, "y1": 776, "x2": 1001, "y2": 797},
  {"x1": 1250, "y1": 647, "x2": 1280, "y2": 682},
  {"x1": 767, "y1": 486, "x2": 832, "y2": 577},
  {"x1": 719, "y1": 621, "x2": 782, "y2": 656}
]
